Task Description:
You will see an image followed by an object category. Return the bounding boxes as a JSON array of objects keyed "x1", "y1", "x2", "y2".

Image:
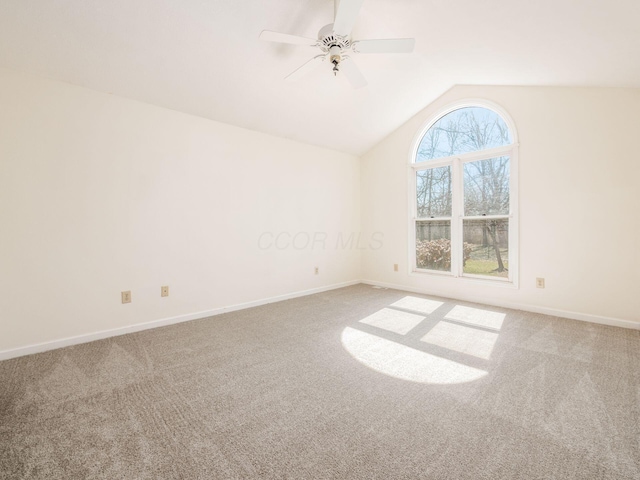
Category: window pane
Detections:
[
  {"x1": 416, "y1": 107, "x2": 512, "y2": 162},
  {"x1": 416, "y1": 166, "x2": 451, "y2": 217},
  {"x1": 464, "y1": 156, "x2": 510, "y2": 216},
  {"x1": 416, "y1": 220, "x2": 451, "y2": 272},
  {"x1": 462, "y1": 219, "x2": 509, "y2": 278}
]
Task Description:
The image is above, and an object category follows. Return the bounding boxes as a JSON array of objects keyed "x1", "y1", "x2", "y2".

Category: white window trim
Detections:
[{"x1": 407, "y1": 99, "x2": 519, "y2": 288}]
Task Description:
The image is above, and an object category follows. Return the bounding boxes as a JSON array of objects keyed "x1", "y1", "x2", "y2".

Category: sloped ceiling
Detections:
[{"x1": 1, "y1": 0, "x2": 639, "y2": 155}]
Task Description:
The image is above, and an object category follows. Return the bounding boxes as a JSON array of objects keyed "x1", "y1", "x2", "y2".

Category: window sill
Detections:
[{"x1": 410, "y1": 268, "x2": 518, "y2": 289}]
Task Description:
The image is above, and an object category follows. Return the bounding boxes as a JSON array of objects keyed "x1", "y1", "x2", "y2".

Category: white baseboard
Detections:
[
  {"x1": 0, "y1": 280, "x2": 360, "y2": 361},
  {"x1": 361, "y1": 279, "x2": 640, "y2": 330},
  {"x1": 2, "y1": 277, "x2": 637, "y2": 361}
]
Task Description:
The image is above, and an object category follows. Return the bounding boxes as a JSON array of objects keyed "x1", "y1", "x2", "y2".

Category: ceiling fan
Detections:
[{"x1": 259, "y1": 0, "x2": 415, "y2": 89}]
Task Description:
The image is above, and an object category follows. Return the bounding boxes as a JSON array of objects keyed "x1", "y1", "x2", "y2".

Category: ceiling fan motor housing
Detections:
[{"x1": 318, "y1": 24, "x2": 351, "y2": 53}]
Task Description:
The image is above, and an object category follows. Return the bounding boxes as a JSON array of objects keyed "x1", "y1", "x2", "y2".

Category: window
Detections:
[{"x1": 410, "y1": 103, "x2": 517, "y2": 283}]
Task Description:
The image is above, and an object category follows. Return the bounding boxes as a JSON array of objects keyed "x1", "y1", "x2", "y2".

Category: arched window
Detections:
[{"x1": 410, "y1": 102, "x2": 518, "y2": 283}]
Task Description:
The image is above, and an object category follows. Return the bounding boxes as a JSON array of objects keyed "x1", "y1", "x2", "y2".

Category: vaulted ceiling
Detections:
[{"x1": 1, "y1": 0, "x2": 639, "y2": 155}]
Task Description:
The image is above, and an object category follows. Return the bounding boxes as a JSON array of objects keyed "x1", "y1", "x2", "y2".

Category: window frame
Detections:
[{"x1": 408, "y1": 100, "x2": 519, "y2": 287}]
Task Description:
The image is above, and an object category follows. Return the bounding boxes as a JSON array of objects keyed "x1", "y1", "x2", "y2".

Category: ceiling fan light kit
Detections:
[{"x1": 259, "y1": 0, "x2": 415, "y2": 89}]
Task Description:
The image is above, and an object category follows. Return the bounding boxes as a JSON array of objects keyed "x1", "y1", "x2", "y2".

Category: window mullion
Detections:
[
  {"x1": 410, "y1": 167, "x2": 417, "y2": 271},
  {"x1": 451, "y1": 157, "x2": 463, "y2": 277},
  {"x1": 462, "y1": 214, "x2": 510, "y2": 221}
]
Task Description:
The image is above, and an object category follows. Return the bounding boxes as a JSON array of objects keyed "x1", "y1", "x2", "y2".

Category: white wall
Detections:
[
  {"x1": 2, "y1": 75, "x2": 638, "y2": 357},
  {"x1": 361, "y1": 85, "x2": 640, "y2": 326},
  {"x1": 0, "y1": 69, "x2": 361, "y2": 354}
]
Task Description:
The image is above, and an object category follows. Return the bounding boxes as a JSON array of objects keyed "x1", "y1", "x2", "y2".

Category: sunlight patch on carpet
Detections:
[
  {"x1": 390, "y1": 296, "x2": 444, "y2": 315},
  {"x1": 358, "y1": 308, "x2": 425, "y2": 335},
  {"x1": 341, "y1": 327, "x2": 487, "y2": 384},
  {"x1": 444, "y1": 305, "x2": 505, "y2": 331},
  {"x1": 421, "y1": 321, "x2": 498, "y2": 360}
]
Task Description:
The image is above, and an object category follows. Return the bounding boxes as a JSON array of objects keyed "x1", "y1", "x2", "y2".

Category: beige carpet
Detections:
[{"x1": 1, "y1": 284, "x2": 639, "y2": 479}]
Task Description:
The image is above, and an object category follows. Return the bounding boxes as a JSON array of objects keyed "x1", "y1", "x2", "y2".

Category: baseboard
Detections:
[
  {"x1": 361, "y1": 279, "x2": 640, "y2": 331},
  {"x1": 3, "y1": 277, "x2": 636, "y2": 361},
  {"x1": 0, "y1": 280, "x2": 361, "y2": 361}
]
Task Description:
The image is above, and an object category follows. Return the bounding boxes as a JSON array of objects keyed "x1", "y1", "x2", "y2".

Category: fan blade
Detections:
[
  {"x1": 259, "y1": 30, "x2": 317, "y2": 46},
  {"x1": 340, "y1": 57, "x2": 367, "y2": 89},
  {"x1": 285, "y1": 55, "x2": 326, "y2": 82},
  {"x1": 354, "y1": 38, "x2": 415, "y2": 54},
  {"x1": 333, "y1": 0, "x2": 365, "y2": 36}
]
